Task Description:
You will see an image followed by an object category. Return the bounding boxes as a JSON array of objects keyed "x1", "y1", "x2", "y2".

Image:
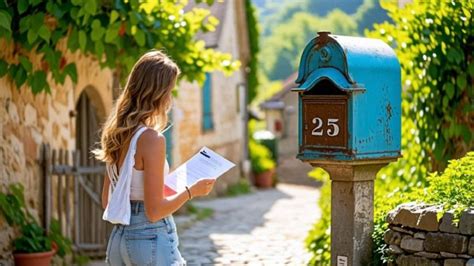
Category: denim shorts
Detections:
[{"x1": 105, "y1": 201, "x2": 186, "y2": 266}]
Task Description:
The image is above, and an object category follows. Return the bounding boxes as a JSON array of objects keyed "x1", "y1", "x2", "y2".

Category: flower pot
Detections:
[
  {"x1": 254, "y1": 168, "x2": 275, "y2": 188},
  {"x1": 14, "y1": 249, "x2": 55, "y2": 266}
]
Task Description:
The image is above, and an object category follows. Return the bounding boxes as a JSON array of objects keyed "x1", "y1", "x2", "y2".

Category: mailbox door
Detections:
[{"x1": 302, "y1": 95, "x2": 348, "y2": 151}]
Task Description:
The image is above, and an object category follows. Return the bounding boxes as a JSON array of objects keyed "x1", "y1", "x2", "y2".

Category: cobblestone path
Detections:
[{"x1": 179, "y1": 183, "x2": 321, "y2": 265}]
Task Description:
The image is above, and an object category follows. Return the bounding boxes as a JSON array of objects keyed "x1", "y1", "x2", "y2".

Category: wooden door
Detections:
[{"x1": 75, "y1": 91, "x2": 111, "y2": 256}]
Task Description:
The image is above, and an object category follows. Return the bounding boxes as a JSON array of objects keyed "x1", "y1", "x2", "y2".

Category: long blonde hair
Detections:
[{"x1": 93, "y1": 50, "x2": 180, "y2": 164}]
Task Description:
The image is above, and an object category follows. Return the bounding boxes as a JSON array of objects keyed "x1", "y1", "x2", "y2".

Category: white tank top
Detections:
[
  {"x1": 103, "y1": 126, "x2": 169, "y2": 225},
  {"x1": 129, "y1": 159, "x2": 169, "y2": 200},
  {"x1": 107, "y1": 134, "x2": 170, "y2": 201}
]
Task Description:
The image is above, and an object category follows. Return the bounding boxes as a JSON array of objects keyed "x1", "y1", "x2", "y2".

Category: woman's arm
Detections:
[
  {"x1": 141, "y1": 129, "x2": 215, "y2": 222},
  {"x1": 101, "y1": 173, "x2": 110, "y2": 209}
]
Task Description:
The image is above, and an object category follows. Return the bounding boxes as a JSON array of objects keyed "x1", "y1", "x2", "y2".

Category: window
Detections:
[
  {"x1": 163, "y1": 111, "x2": 173, "y2": 166},
  {"x1": 202, "y1": 72, "x2": 214, "y2": 131}
]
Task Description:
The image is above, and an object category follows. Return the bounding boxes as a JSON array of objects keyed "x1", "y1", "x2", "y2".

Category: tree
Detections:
[
  {"x1": 260, "y1": 10, "x2": 358, "y2": 80},
  {"x1": 0, "y1": 0, "x2": 240, "y2": 94},
  {"x1": 353, "y1": 0, "x2": 390, "y2": 34},
  {"x1": 306, "y1": 0, "x2": 362, "y2": 17}
]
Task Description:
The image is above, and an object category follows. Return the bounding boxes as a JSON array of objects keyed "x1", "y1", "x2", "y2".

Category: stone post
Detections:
[{"x1": 311, "y1": 160, "x2": 392, "y2": 266}]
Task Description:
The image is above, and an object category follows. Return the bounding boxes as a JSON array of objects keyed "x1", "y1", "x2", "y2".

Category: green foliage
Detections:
[
  {"x1": 249, "y1": 139, "x2": 275, "y2": 174},
  {"x1": 306, "y1": 0, "x2": 362, "y2": 17},
  {"x1": 306, "y1": 153, "x2": 474, "y2": 265},
  {"x1": 305, "y1": 168, "x2": 331, "y2": 265},
  {"x1": 373, "y1": 152, "x2": 474, "y2": 264},
  {"x1": 353, "y1": 0, "x2": 390, "y2": 34},
  {"x1": 367, "y1": 0, "x2": 474, "y2": 170},
  {"x1": 368, "y1": 1, "x2": 474, "y2": 260},
  {"x1": 254, "y1": 0, "x2": 389, "y2": 81},
  {"x1": 371, "y1": 177, "x2": 419, "y2": 265},
  {"x1": 248, "y1": 119, "x2": 276, "y2": 174},
  {"x1": 0, "y1": 0, "x2": 240, "y2": 94},
  {"x1": 73, "y1": 255, "x2": 91, "y2": 266},
  {"x1": 260, "y1": 10, "x2": 358, "y2": 80},
  {"x1": 256, "y1": 0, "x2": 309, "y2": 37},
  {"x1": 0, "y1": 183, "x2": 27, "y2": 226},
  {"x1": 422, "y1": 152, "x2": 474, "y2": 219},
  {"x1": 186, "y1": 203, "x2": 214, "y2": 221},
  {"x1": 49, "y1": 220, "x2": 73, "y2": 257},
  {"x1": 305, "y1": 1, "x2": 474, "y2": 264},
  {"x1": 245, "y1": 0, "x2": 260, "y2": 103},
  {"x1": 0, "y1": 183, "x2": 72, "y2": 255},
  {"x1": 256, "y1": 0, "x2": 376, "y2": 37},
  {"x1": 226, "y1": 178, "x2": 252, "y2": 197},
  {"x1": 13, "y1": 222, "x2": 51, "y2": 253}
]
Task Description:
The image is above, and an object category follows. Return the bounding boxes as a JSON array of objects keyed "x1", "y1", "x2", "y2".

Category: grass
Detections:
[
  {"x1": 73, "y1": 254, "x2": 90, "y2": 266},
  {"x1": 186, "y1": 203, "x2": 214, "y2": 221},
  {"x1": 182, "y1": 178, "x2": 254, "y2": 222},
  {"x1": 225, "y1": 178, "x2": 252, "y2": 197}
]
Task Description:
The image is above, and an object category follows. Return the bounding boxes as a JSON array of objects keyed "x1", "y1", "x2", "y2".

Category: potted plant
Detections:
[
  {"x1": 0, "y1": 183, "x2": 72, "y2": 266},
  {"x1": 249, "y1": 140, "x2": 276, "y2": 188}
]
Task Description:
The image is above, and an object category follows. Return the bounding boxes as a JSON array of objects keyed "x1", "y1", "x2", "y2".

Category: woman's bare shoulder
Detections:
[{"x1": 138, "y1": 128, "x2": 166, "y2": 154}]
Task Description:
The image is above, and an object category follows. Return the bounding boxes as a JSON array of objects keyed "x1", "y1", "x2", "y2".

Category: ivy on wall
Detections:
[
  {"x1": 244, "y1": 0, "x2": 259, "y2": 103},
  {"x1": 0, "y1": 0, "x2": 240, "y2": 94},
  {"x1": 368, "y1": 0, "x2": 474, "y2": 171}
]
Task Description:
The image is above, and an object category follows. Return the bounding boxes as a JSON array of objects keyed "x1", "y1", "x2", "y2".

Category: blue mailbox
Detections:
[{"x1": 293, "y1": 31, "x2": 401, "y2": 161}]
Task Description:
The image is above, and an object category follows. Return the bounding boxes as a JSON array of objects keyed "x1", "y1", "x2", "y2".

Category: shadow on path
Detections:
[{"x1": 179, "y1": 184, "x2": 320, "y2": 265}]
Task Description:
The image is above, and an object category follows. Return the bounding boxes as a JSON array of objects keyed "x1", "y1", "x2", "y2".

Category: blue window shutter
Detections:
[
  {"x1": 202, "y1": 72, "x2": 214, "y2": 131},
  {"x1": 163, "y1": 111, "x2": 173, "y2": 165}
]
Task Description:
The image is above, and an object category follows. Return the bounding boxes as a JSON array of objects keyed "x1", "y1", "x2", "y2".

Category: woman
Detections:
[{"x1": 94, "y1": 50, "x2": 216, "y2": 265}]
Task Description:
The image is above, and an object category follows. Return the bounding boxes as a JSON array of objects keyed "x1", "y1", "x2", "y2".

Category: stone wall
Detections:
[
  {"x1": 279, "y1": 90, "x2": 298, "y2": 158},
  {"x1": 0, "y1": 38, "x2": 114, "y2": 261},
  {"x1": 172, "y1": 0, "x2": 245, "y2": 195},
  {"x1": 173, "y1": 76, "x2": 243, "y2": 196},
  {"x1": 384, "y1": 203, "x2": 474, "y2": 266},
  {"x1": 0, "y1": 2, "x2": 249, "y2": 260}
]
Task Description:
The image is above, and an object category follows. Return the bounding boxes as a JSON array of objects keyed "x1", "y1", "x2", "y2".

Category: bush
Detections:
[
  {"x1": 226, "y1": 178, "x2": 252, "y2": 197},
  {"x1": 422, "y1": 152, "x2": 474, "y2": 216},
  {"x1": 305, "y1": 168, "x2": 331, "y2": 265},
  {"x1": 373, "y1": 152, "x2": 474, "y2": 263},
  {"x1": 367, "y1": 0, "x2": 474, "y2": 170},
  {"x1": 0, "y1": 183, "x2": 72, "y2": 256},
  {"x1": 305, "y1": 0, "x2": 473, "y2": 264},
  {"x1": 249, "y1": 139, "x2": 276, "y2": 174},
  {"x1": 306, "y1": 153, "x2": 474, "y2": 265}
]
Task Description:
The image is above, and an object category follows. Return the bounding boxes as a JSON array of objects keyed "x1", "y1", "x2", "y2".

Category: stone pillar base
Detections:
[{"x1": 310, "y1": 161, "x2": 391, "y2": 266}]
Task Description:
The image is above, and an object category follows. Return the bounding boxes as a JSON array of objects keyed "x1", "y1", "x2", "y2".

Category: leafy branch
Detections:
[{"x1": 0, "y1": 0, "x2": 240, "y2": 94}]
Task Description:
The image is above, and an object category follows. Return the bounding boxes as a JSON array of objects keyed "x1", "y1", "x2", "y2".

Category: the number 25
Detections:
[{"x1": 311, "y1": 117, "x2": 339, "y2": 137}]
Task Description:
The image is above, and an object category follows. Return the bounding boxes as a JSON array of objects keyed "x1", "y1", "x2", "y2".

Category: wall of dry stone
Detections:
[
  {"x1": 384, "y1": 203, "x2": 474, "y2": 266},
  {"x1": 0, "y1": 38, "x2": 114, "y2": 262}
]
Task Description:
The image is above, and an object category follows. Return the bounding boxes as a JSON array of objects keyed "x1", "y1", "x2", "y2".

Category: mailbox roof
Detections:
[
  {"x1": 294, "y1": 34, "x2": 400, "y2": 91},
  {"x1": 292, "y1": 68, "x2": 364, "y2": 92}
]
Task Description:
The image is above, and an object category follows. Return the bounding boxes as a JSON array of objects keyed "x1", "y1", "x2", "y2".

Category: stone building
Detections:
[
  {"x1": 0, "y1": 37, "x2": 116, "y2": 259},
  {"x1": 0, "y1": 0, "x2": 250, "y2": 260},
  {"x1": 259, "y1": 72, "x2": 314, "y2": 186},
  {"x1": 171, "y1": 0, "x2": 250, "y2": 193},
  {"x1": 260, "y1": 72, "x2": 298, "y2": 158}
]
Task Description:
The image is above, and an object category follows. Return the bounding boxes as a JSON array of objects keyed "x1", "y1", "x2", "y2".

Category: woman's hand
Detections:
[{"x1": 189, "y1": 178, "x2": 216, "y2": 198}]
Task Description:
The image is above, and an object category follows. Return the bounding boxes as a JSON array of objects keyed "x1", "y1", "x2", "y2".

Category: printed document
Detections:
[{"x1": 164, "y1": 147, "x2": 235, "y2": 195}]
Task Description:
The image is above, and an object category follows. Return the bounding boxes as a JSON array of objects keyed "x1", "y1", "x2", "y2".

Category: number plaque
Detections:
[{"x1": 302, "y1": 95, "x2": 348, "y2": 149}]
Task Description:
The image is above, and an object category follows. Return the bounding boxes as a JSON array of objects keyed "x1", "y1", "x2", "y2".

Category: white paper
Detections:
[{"x1": 164, "y1": 147, "x2": 235, "y2": 193}]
